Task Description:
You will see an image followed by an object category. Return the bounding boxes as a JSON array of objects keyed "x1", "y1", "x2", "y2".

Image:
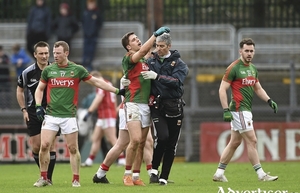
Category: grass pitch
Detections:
[{"x1": 0, "y1": 162, "x2": 297, "y2": 193}]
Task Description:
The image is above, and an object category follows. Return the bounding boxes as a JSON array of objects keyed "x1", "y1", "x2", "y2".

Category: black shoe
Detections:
[
  {"x1": 150, "y1": 173, "x2": 159, "y2": 184},
  {"x1": 93, "y1": 174, "x2": 110, "y2": 184}
]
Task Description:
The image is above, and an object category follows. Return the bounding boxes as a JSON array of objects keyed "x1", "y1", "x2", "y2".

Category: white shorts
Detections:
[
  {"x1": 231, "y1": 111, "x2": 254, "y2": 133},
  {"x1": 124, "y1": 102, "x2": 151, "y2": 128},
  {"x1": 95, "y1": 118, "x2": 116, "y2": 129},
  {"x1": 42, "y1": 115, "x2": 78, "y2": 135},
  {"x1": 118, "y1": 108, "x2": 127, "y2": 130}
]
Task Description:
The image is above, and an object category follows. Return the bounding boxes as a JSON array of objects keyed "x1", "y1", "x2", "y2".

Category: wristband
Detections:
[
  {"x1": 223, "y1": 108, "x2": 230, "y2": 112},
  {"x1": 21, "y1": 107, "x2": 26, "y2": 112},
  {"x1": 115, "y1": 88, "x2": 119, "y2": 94}
]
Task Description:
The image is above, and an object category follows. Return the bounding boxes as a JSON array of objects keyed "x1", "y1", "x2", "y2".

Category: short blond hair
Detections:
[{"x1": 54, "y1": 41, "x2": 69, "y2": 52}]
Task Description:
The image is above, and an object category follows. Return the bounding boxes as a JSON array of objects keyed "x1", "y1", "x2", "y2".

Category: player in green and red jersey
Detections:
[
  {"x1": 91, "y1": 47, "x2": 156, "y2": 185},
  {"x1": 213, "y1": 38, "x2": 278, "y2": 182},
  {"x1": 118, "y1": 27, "x2": 170, "y2": 186},
  {"x1": 33, "y1": 41, "x2": 124, "y2": 188}
]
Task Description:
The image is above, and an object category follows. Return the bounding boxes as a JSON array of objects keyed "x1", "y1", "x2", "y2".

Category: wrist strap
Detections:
[
  {"x1": 223, "y1": 108, "x2": 230, "y2": 112},
  {"x1": 21, "y1": 107, "x2": 26, "y2": 112},
  {"x1": 267, "y1": 99, "x2": 272, "y2": 106}
]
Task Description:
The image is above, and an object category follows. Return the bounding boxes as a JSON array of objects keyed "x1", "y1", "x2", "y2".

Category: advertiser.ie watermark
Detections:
[{"x1": 217, "y1": 187, "x2": 298, "y2": 193}]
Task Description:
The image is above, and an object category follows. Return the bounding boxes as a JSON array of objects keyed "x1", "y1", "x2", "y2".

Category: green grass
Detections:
[{"x1": 0, "y1": 162, "x2": 298, "y2": 193}]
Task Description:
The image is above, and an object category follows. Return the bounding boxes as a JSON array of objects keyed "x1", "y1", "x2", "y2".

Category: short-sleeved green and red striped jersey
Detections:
[
  {"x1": 122, "y1": 52, "x2": 151, "y2": 104},
  {"x1": 222, "y1": 59, "x2": 259, "y2": 112},
  {"x1": 40, "y1": 61, "x2": 92, "y2": 117}
]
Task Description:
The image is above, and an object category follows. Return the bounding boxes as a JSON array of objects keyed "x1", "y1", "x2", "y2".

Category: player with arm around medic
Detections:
[{"x1": 119, "y1": 26, "x2": 170, "y2": 186}]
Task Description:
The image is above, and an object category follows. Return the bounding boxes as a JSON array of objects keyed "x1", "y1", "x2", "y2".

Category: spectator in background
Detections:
[
  {"x1": 52, "y1": 3, "x2": 79, "y2": 49},
  {"x1": 26, "y1": 0, "x2": 51, "y2": 57},
  {"x1": 11, "y1": 44, "x2": 31, "y2": 77},
  {"x1": 82, "y1": 0, "x2": 104, "y2": 71},
  {"x1": 0, "y1": 45, "x2": 10, "y2": 65},
  {"x1": 0, "y1": 45, "x2": 11, "y2": 109}
]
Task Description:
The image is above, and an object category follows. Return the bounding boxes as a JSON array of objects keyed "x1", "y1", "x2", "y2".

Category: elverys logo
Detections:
[{"x1": 50, "y1": 78, "x2": 74, "y2": 87}]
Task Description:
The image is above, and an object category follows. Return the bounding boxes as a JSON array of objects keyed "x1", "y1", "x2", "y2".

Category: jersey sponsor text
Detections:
[{"x1": 50, "y1": 78, "x2": 74, "y2": 87}]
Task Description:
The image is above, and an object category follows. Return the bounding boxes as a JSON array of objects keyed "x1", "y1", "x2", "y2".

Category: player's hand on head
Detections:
[{"x1": 153, "y1": 26, "x2": 170, "y2": 37}]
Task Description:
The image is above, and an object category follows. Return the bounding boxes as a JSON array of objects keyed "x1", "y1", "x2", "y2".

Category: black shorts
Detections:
[{"x1": 26, "y1": 109, "x2": 60, "y2": 137}]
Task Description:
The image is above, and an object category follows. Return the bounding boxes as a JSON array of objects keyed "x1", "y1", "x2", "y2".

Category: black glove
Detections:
[
  {"x1": 153, "y1": 26, "x2": 170, "y2": 37},
  {"x1": 267, "y1": 99, "x2": 278, "y2": 113},
  {"x1": 116, "y1": 88, "x2": 125, "y2": 96},
  {"x1": 36, "y1": 104, "x2": 46, "y2": 121},
  {"x1": 83, "y1": 112, "x2": 91, "y2": 122}
]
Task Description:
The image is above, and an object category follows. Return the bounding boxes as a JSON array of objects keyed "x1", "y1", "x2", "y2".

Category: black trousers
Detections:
[{"x1": 150, "y1": 106, "x2": 183, "y2": 180}]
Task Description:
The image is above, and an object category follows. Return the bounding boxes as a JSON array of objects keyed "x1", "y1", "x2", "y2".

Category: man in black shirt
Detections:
[
  {"x1": 16, "y1": 41, "x2": 58, "y2": 186},
  {"x1": 141, "y1": 33, "x2": 189, "y2": 185}
]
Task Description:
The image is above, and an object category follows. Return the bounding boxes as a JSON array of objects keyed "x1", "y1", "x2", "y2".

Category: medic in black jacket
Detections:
[
  {"x1": 147, "y1": 49, "x2": 188, "y2": 99},
  {"x1": 141, "y1": 32, "x2": 189, "y2": 185}
]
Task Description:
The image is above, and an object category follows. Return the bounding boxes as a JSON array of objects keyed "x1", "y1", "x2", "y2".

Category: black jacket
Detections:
[
  {"x1": 27, "y1": 4, "x2": 51, "y2": 36},
  {"x1": 52, "y1": 14, "x2": 79, "y2": 40},
  {"x1": 82, "y1": 8, "x2": 103, "y2": 38},
  {"x1": 147, "y1": 50, "x2": 189, "y2": 99}
]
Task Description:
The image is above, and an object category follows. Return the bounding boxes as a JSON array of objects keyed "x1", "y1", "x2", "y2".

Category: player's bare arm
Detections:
[
  {"x1": 85, "y1": 76, "x2": 119, "y2": 94},
  {"x1": 35, "y1": 81, "x2": 47, "y2": 105},
  {"x1": 219, "y1": 80, "x2": 231, "y2": 109},
  {"x1": 254, "y1": 82, "x2": 271, "y2": 102},
  {"x1": 131, "y1": 35, "x2": 156, "y2": 63},
  {"x1": 16, "y1": 86, "x2": 29, "y2": 122}
]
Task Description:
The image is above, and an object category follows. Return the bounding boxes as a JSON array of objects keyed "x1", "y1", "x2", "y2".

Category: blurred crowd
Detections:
[{"x1": 0, "y1": 0, "x2": 104, "y2": 109}]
